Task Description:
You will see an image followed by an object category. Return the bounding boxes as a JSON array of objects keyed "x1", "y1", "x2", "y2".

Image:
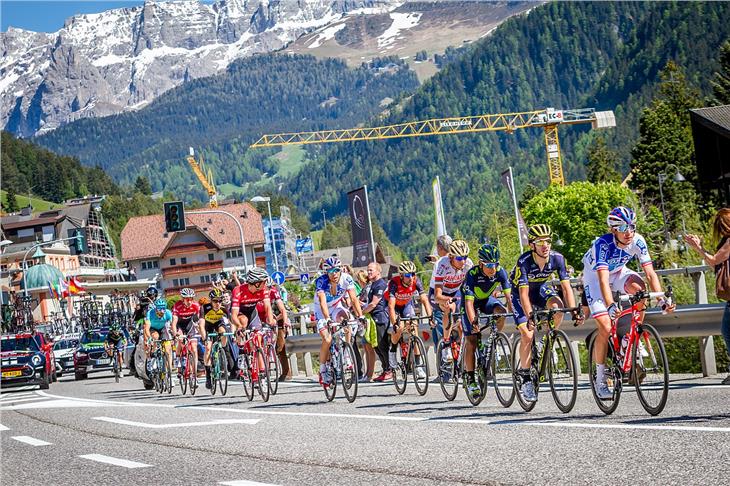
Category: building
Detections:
[
  {"x1": 690, "y1": 104, "x2": 730, "y2": 205},
  {"x1": 262, "y1": 206, "x2": 298, "y2": 274},
  {"x1": 120, "y1": 202, "x2": 265, "y2": 295}
]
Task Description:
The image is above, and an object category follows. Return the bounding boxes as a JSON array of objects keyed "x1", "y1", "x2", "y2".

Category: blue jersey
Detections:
[
  {"x1": 313, "y1": 272, "x2": 356, "y2": 316},
  {"x1": 510, "y1": 250, "x2": 570, "y2": 290},
  {"x1": 462, "y1": 266, "x2": 511, "y2": 302},
  {"x1": 582, "y1": 233, "x2": 652, "y2": 276},
  {"x1": 146, "y1": 308, "x2": 172, "y2": 332}
]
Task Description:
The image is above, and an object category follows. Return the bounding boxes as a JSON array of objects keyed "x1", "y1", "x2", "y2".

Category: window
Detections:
[
  {"x1": 208, "y1": 253, "x2": 214, "y2": 261},
  {"x1": 169, "y1": 258, "x2": 176, "y2": 266},
  {"x1": 181, "y1": 277, "x2": 190, "y2": 285},
  {"x1": 17, "y1": 228, "x2": 34, "y2": 239},
  {"x1": 173, "y1": 279, "x2": 179, "y2": 287},
  {"x1": 199, "y1": 275, "x2": 210, "y2": 284},
  {"x1": 141, "y1": 260, "x2": 159, "y2": 270},
  {"x1": 180, "y1": 257, "x2": 187, "y2": 265}
]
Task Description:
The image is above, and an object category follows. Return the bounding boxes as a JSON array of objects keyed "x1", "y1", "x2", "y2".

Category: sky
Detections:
[{"x1": 1, "y1": 0, "x2": 214, "y2": 33}]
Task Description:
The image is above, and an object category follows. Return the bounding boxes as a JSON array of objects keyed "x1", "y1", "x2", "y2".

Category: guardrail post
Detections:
[
  {"x1": 571, "y1": 341, "x2": 582, "y2": 375},
  {"x1": 692, "y1": 270, "x2": 716, "y2": 376},
  {"x1": 300, "y1": 314, "x2": 313, "y2": 377}
]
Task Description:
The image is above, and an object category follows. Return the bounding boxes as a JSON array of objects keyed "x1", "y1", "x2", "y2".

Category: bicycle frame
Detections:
[{"x1": 612, "y1": 290, "x2": 669, "y2": 375}]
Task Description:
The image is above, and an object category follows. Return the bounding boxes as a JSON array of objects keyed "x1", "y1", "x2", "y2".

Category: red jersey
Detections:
[
  {"x1": 255, "y1": 287, "x2": 281, "y2": 322},
  {"x1": 385, "y1": 276, "x2": 423, "y2": 307},
  {"x1": 231, "y1": 284, "x2": 267, "y2": 312},
  {"x1": 172, "y1": 300, "x2": 200, "y2": 325}
]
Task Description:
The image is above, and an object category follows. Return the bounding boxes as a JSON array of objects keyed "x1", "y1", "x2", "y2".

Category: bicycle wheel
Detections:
[
  {"x1": 492, "y1": 332, "x2": 515, "y2": 408},
  {"x1": 239, "y1": 353, "x2": 255, "y2": 401},
  {"x1": 511, "y1": 335, "x2": 537, "y2": 412},
  {"x1": 113, "y1": 352, "x2": 120, "y2": 384},
  {"x1": 210, "y1": 348, "x2": 219, "y2": 396},
  {"x1": 633, "y1": 324, "x2": 669, "y2": 416},
  {"x1": 266, "y1": 344, "x2": 280, "y2": 396},
  {"x1": 393, "y1": 346, "x2": 407, "y2": 395},
  {"x1": 255, "y1": 347, "x2": 270, "y2": 402},
  {"x1": 187, "y1": 353, "x2": 197, "y2": 395},
  {"x1": 547, "y1": 330, "x2": 578, "y2": 413},
  {"x1": 163, "y1": 352, "x2": 173, "y2": 394},
  {"x1": 411, "y1": 337, "x2": 429, "y2": 396},
  {"x1": 465, "y1": 364, "x2": 487, "y2": 407},
  {"x1": 341, "y1": 342, "x2": 358, "y2": 403},
  {"x1": 179, "y1": 354, "x2": 188, "y2": 395},
  {"x1": 217, "y1": 346, "x2": 229, "y2": 396},
  {"x1": 436, "y1": 339, "x2": 458, "y2": 401},
  {"x1": 587, "y1": 332, "x2": 622, "y2": 415},
  {"x1": 323, "y1": 359, "x2": 337, "y2": 402}
]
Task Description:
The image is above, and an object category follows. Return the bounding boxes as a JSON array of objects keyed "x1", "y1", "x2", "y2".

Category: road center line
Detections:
[
  {"x1": 11, "y1": 435, "x2": 51, "y2": 446},
  {"x1": 220, "y1": 481, "x2": 280, "y2": 486},
  {"x1": 0, "y1": 424, "x2": 9, "y2": 431},
  {"x1": 93, "y1": 416, "x2": 260, "y2": 428},
  {"x1": 78, "y1": 454, "x2": 151, "y2": 468}
]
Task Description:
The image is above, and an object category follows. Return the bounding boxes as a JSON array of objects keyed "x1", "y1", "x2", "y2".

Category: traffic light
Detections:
[
  {"x1": 67, "y1": 228, "x2": 88, "y2": 255},
  {"x1": 164, "y1": 201, "x2": 186, "y2": 233}
]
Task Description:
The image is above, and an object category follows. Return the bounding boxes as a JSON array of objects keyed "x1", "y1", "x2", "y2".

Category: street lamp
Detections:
[
  {"x1": 657, "y1": 164, "x2": 686, "y2": 244},
  {"x1": 251, "y1": 196, "x2": 279, "y2": 273}
]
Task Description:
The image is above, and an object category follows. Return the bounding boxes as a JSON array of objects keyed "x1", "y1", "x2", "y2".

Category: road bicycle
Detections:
[
  {"x1": 511, "y1": 306, "x2": 581, "y2": 413},
  {"x1": 110, "y1": 343, "x2": 124, "y2": 383},
  {"x1": 391, "y1": 315, "x2": 431, "y2": 396},
  {"x1": 587, "y1": 288, "x2": 672, "y2": 416},
  {"x1": 176, "y1": 335, "x2": 198, "y2": 396},
  {"x1": 235, "y1": 328, "x2": 270, "y2": 402},
  {"x1": 208, "y1": 331, "x2": 233, "y2": 396},
  {"x1": 262, "y1": 324, "x2": 281, "y2": 395},
  {"x1": 462, "y1": 312, "x2": 515, "y2": 407},
  {"x1": 320, "y1": 319, "x2": 359, "y2": 403},
  {"x1": 148, "y1": 338, "x2": 173, "y2": 394},
  {"x1": 436, "y1": 310, "x2": 464, "y2": 401}
]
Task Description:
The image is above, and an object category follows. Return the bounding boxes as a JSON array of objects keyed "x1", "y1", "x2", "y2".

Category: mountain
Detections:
[
  {"x1": 284, "y1": 1, "x2": 730, "y2": 255},
  {"x1": 34, "y1": 53, "x2": 419, "y2": 200},
  {"x1": 1, "y1": 0, "x2": 400, "y2": 137}
]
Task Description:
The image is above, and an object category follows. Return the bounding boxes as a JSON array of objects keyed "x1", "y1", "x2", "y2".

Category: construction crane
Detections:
[
  {"x1": 250, "y1": 107, "x2": 616, "y2": 186},
  {"x1": 186, "y1": 147, "x2": 218, "y2": 208}
]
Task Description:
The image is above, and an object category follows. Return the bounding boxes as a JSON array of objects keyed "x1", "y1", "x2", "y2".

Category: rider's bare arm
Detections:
[{"x1": 317, "y1": 292, "x2": 331, "y2": 321}]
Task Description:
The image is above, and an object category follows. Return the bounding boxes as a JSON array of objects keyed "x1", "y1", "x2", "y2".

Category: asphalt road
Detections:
[{"x1": 1, "y1": 372, "x2": 728, "y2": 486}]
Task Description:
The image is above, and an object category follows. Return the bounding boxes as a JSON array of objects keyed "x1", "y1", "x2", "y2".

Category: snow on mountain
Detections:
[{"x1": 0, "y1": 0, "x2": 398, "y2": 137}]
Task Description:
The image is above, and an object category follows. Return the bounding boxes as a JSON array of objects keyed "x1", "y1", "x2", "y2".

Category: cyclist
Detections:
[
  {"x1": 143, "y1": 298, "x2": 174, "y2": 380},
  {"x1": 104, "y1": 322, "x2": 127, "y2": 376},
  {"x1": 133, "y1": 286, "x2": 158, "y2": 326},
  {"x1": 266, "y1": 279, "x2": 291, "y2": 381},
  {"x1": 171, "y1": 288, "x2": 201, "y2": 383},
  {"x1": 199, "y1": 288, "x2": 231, "y2": 389},
  {"x1": 430, "y1": 239, "x2": 473, "y2": 361},
  {"x1": 231, "y1": 267, "x2": 275, "y2": 375},
  {"x1": 314, "y1": 256, "x2": 366, "y2": 386},
  {"x1": 386, "y1": 261, "x2": 432, "y2": 379},
  {"x1": 461, "y1": 244, "x2": 513, "y2": 398},
  {"x1": 582, "y1": 206, "x2": 675, "y2": 400},
  {"x1": 510, "y1": 224, "x2": 580, "y2": 403}
]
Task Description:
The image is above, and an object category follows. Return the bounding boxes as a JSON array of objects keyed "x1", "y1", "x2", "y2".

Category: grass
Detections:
[
  {"x1": 310, "y1": 230, "x2": 323, "y2": 250},
  {"x1": 0, "y1": 190, "x2": 57, "y2": 213},
  {"x1": 273, "y1": 145, "x2": 306, "y2": 178},
  {"x1": 217, "y1": 183, "x2": 247, "y2": 197}
]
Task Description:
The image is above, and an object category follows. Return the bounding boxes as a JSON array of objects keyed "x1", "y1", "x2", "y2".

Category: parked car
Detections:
[
  {"x1": 1, "y1": 332, "x2": 55, "y2": 389},
  {"x1": 53, "y1": 336, "x2": 80, "y2": 377},
  {"x1": 74, "y1": 327, "x2": 134, "y2": 380}
]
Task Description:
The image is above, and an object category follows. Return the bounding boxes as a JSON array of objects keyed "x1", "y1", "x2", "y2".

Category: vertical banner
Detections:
[
  {"x1": 500, "y1": 167, "x2": 529, "y2": 252},
  {"x1": 433, "y1": 176, "x2": 447, "y2": 237},
  {"x1": 347, "y1": 186, "x2": 376, "y2": 266}
]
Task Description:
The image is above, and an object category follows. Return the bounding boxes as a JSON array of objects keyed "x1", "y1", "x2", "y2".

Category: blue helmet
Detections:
[
  {"x1": 154, "y1": 298, "x2": 167, "y2": 310},
  {"x1": 607, "y1": 206, "x2": 636, "y2": 228},
  {"x1": 322, "y1": 256, "x2": 341, "y2": 271}
]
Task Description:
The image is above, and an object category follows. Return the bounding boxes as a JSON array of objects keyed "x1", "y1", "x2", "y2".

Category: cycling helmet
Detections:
[
  {"x1": 607, "y1": 206, "x2": 636, "y2": 228},
  {"x1": 398, "y1": 261, "x2": 417, "y2": 274},
  {"x1": 448, "y1": 239, "x2": 470, "y2": 257},
  {"x1": 246, "y1": 266, "x2": 269, "y2": 284},
  {"x1": 209, "y1": 288, "x2": 224, "y2": 300},
  {"x1": 528, "y1": 224, "x2": 552, "y2": 242},
  {"x1": 477, "y1": 244, "x2": 500, "y2": 263},
  {"x1": 180, "y1": 288, "x2": 195, "y2": 298},
  {"x1": 146, "y1": 286, "x2": 159, "y2": 299},
  {"x1": 154, "y1": 298, "x2": 167, "y2": 310},
  {"x1": 322, "y1": 256, "x2": 342, "y2": 271}
]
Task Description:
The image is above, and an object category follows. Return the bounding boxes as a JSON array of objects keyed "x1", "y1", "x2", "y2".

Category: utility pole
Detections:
[{"x1": 321, "y1": 209, "x2": 327, "y2": 229}]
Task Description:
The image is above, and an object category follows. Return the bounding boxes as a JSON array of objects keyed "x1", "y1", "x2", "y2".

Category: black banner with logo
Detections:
[{"x1": 347, "y1": 186, "x2": 375, "y2": 266}]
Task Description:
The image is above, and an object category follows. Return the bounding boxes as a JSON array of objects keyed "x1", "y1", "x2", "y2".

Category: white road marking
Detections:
[
  {"x1": 0, "y1": 396, "x2": 50, "y2": 405},
  {"x1": 78, "y1": 454, "x2": 151, "y2": 469},
  {"x1": 523, "y1": 421, "x2": 730, "y2": 433},
  {"x1": 93, "y1": 416, "x2": 260, "y2": 428},
  {"x1": 0, "y1": 424, "x2": 10, "y2": 431},
  {"x1": 0, "y1": 392, "x2": 35, "y2": 400},
  {"x1": 220, "y1": 481, "x2": 280, "y2": 486},
  {"x1": 11, "y1": 435, "x2": 51, "y2": 446}
]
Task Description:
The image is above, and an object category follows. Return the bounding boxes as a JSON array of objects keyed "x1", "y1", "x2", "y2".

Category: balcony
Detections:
[
  {"x1": 164, "y1": 242, "x2": 217, "y2": 257},
  {"x1": 164, "y1": 282, "x2": 213, "y2": 296},
  {"x1": 161, "y1": 260, "x2": 223, "y2": 278}
]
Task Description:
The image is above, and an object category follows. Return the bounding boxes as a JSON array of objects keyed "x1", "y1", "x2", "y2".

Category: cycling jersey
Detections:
[
  {"x1": 172, "y1": 301, "x2": 200, "y2": 333},
  {"x1": 146, "y1": 308, "x2": 173, "y2": 338},
  {"x1": 510, "y1": 250, "x2": 569, "y2": 324},
  {"x1": 105, "y1": 330, "x2": 126, "y2": 349},
  {"x1": 313, "y1": 272, "x2": 355, "y2": 318},
  {"x1": 582, "y1": 232, "x2": 652, "y2": 275},
  {"x1": 385, "y1": 275, "x2": 424, "y2": 307},
  {"x1": 266, "y1": 287, "x2": 283, "y2": 320},
  {"x1": 231, "y1": 284, "x2": 268, "y2": 327},
  {"x1": 462, "y1": 266, "x2": 511, "y2": 303},
  {"x1": 133, "y1": 297, "x2": 154, "y2": 322},
  {"x1": 200, "y1": 302, "x2": 230, "y2": 333},
  {"x1": 430, "y1": 256, "x2": 474, "y2": 295}
]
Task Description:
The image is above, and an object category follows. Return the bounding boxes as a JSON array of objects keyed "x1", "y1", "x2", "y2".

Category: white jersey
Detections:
[
  {"x1": 430, "y1": 255, "x2": 474, "y2": 295},
  {"x1": 582, "y1": 232, "x2": 652, "y2": 276},
  {"x1": 313, "y1": 272, "x2": 356, "y2": 318}
]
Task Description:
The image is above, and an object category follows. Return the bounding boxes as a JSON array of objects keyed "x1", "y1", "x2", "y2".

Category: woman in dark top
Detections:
[{"x1": 685, "y1": 208, "x2": 730, "y2": 384}]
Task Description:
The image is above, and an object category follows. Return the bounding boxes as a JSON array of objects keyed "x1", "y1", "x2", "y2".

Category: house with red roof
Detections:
[{"x1": 120, "y1": 202, "x2": 266, "y2": 295}]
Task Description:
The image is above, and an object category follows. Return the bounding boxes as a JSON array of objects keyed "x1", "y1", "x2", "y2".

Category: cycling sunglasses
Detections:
[
  {"x1": 212, "y1": 299, "x2": 222, "y2": 304},
  {"x1": 327, "y1": 267, "x2": 342, "y2": 274},
  {"x1": 615, "y1": 224, "x2": 636, "y2": 233},
  {"x1": 402, "y1": 272, "x2": 415, "y2": 278},
  {"x1": 480, "y1": 261, "x2": 499, "y2": 268},
  {"x1": 533, "y1": 239, "x2": 552, "y2": 247},
  {"x1": 454, "y1": 256, "x2": 468, "y2": 261},
  {"x1": 251, "y1": 280, "x2": 265, "y2": 287}
]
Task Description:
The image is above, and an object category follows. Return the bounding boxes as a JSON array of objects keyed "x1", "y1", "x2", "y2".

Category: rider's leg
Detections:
[
  {"x1": 318, "y1": 326, "x2": 332, "y2": 364},
  {"x1": 518, "y1": 324, "x2": 534, "y2": 370},
  {"x1": 547, "y1": 296, "x2": 565, "y2": 329},
  {"x1": 276, "y1": 323, "x2": 290, "y2": 378}
]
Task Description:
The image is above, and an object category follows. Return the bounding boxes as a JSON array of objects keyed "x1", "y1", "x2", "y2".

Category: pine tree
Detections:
[
  {"x1": 134, "y1": 176, "x2": 152, "y2": 195},
  {"x1": 712, "y1": 40, "x2": 730, "y2": 104},
  {"x1": 4, "y1": 187, "x2": 19, "y2": 213},
  {"x1": 586, "y1": 135, "x2": 621, "y2": 183}
]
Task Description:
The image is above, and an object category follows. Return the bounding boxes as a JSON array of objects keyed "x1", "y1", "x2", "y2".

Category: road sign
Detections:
[
  {"x1": 296, "y1": 237, "x2": 313, "y2": 254},
  {"x1": 271, "y1": 271, "x2": 285, "y2": 285},
  {"x1": 299, "y1": 273, "x2": 310, "y2": 284}
]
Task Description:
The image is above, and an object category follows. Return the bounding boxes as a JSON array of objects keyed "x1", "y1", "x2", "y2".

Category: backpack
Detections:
[{"x1": 716, "y1": 258, "x2": 730, "y2": 301}]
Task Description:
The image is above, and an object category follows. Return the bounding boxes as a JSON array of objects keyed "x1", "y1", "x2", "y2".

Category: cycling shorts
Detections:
[
  {"x1": 105, "y1": 338, "x2": 125, "y2": 351},
  {"x1": 177, "y1": 318, "x2": 199, "y2": 338},
  {"x1": 388, "y1": 302, "x2": 416, "y2": 333},
  {"x1": 511, "y1": 283, "x2": 559, "y2": 325},
  {"x1": 316, "y1": 304, "x2": 351, "y2": 333},
  {"x1": 583, "y1": 266, "x2": 642, "y2": 318},
  {"x1": 205, "y1": 319, "x2": 231, "y2": 336},
  {"x1": 462, "y1": 297, "x2": 507, "y2": 334},
  {"x1": 236, "y1": 306, "x2": 263, "y2": 330},
  {"x1": 149, "y1": 326, "x2": 172, "y2": 341}
]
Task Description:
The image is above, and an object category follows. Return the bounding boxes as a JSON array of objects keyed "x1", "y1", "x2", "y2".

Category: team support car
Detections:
[
  {"x1": 1, "y1": 332, "x2": 56, "y2": 389},
  {"x1": 53, "y1": 335, "x2": 80, "y2": 377},
  {"x1": 74, "y1": 327, "x2": 134, "y2": 380}
]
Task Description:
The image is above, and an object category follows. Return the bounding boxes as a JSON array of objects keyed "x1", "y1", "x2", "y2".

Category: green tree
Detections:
[
  {"x1": 134, "y1": 176, "x2": 152, "y2": 195},
  {"x1": 4, "y1": 187, "x2": 19, "y2": 213},
  {"x1": 521, "y1": 182, "x2": 640, "y2": 267},
  {"x1": 586, "y1": 135, "x2": 621, "y2": 183},
  {"x1": 712, "y1": 39, "x2": 730, "y2": 104}
]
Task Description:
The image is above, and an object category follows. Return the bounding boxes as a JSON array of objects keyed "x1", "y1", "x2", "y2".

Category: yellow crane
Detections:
[
  {"x1": 186, "y1": 147, "x2": 218, "y2": 208},
  {"x1": 250, "y1": 107, "x2": 615, "y2": 185}
]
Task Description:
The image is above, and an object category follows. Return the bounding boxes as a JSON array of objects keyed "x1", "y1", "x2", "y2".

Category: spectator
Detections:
[
  {"x1": 424, "y1": 234, "x2": 452, "y2": 263},
  {"x1": 362, "y1": 262, "x2": 391, "y2": 381},
  {"x1": 684, "y1": 208, "x2": 730, "y2": 385},
  {"x1": 355, "y1": 268, "x2": 376, "y2": 381}
]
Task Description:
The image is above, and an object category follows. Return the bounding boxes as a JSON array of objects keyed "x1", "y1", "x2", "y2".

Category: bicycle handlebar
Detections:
[
  {"x1": 617, "y1": 287, "x2": 673, "y2": 305},
  {"x1": 530, "y1": 306, "x2": 584, "y2": 326}
]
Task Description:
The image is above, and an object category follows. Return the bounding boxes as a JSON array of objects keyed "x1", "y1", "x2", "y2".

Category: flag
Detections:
[
  {"x1": 500, "y1": 167, "x2": 530, "y2": 250},
  {"x1": 68, "y1": 276, "x2": 85, "y2": 295},
  {"x1": 59, "y1": 278, "x2": 69, "y2": 298},
  {"x1": 47, "y1": 280, "x2": 59, "y2": 300},
  {"x1": 433, "y1": 176, "x2": 447, "y2": 237}
]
